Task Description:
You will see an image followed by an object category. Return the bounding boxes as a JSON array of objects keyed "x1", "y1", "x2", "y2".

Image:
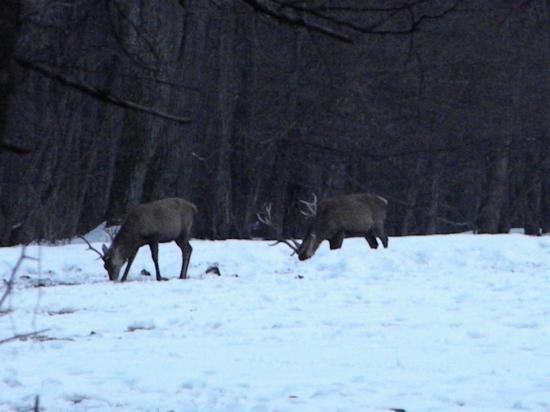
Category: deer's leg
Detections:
[
  {"x1": 176, "y1": 238, "x2": 193, "y2": 279},
  {"x1": 365, "y1": 231, "x2": 379, "y2": 249},
  {"x1": 329, "y1": 231, "x2": 345, "y2": 250},
  {"x1": 373, "y1": 222, "x2": 388, "y2": 248},
  {"x1": 149, "y1": 242, "x2": 167, "y2": 281},
  {"x1": 120, "y1": 249, "x2": 138, "y2": 282}
]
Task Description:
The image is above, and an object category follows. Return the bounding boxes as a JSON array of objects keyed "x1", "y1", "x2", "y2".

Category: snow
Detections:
[{"x1": 1, "y1": 234, "x2": 549, "y2": 412}]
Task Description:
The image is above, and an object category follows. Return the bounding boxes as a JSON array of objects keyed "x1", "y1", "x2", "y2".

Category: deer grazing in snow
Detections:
[
  {"x1": 80, "y1": 198, "x2": 197, "y2": 281},
  {"x1": 258, "y1": 193, "x2": 388, "y2": 261}
]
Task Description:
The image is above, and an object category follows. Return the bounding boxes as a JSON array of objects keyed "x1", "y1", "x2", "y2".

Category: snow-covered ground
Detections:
[{"x1": 1, "y1": 234, "x2": 549, "y2": 412}]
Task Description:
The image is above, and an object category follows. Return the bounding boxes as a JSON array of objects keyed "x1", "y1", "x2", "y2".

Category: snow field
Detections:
[{"x1": 1, "y1": 234, "x2": 549, "y2": 411}]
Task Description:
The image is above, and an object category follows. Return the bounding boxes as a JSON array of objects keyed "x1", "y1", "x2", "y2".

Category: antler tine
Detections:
[
  {"x1": 269, "y1": 240, "x2": 299, "y2": 255},
  {"x1": 78, "y1": 235, "x2": 105, "y2": 260},
  {"x1": 256, "y1": 203, "x2": 273, "y2": 225},
  {"x1": 257, "y1": 203, "x2": 301, "y2": 255},
  {"x1": 299, "y1": 192, "x2": 318, "y2": 217},
  {"x1": 105, "y1": 227, "x2": 117, "y2": 242}
]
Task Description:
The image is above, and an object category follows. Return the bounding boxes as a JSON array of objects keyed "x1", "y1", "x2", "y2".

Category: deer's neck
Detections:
[{"x1": 112, "y1": 231, "x2": 137, "y2": 261}]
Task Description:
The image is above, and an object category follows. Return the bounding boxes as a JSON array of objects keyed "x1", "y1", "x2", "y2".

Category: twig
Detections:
[
  {"x1": 436, "y1": 216, "x2": 472, "y2": 227},
  {"x1": 0, "y1": 248, "x2": 30, "y2": 309},
  {"x1": 1, "y1": 247, "x2": 47, "y2": 347},
  {"x1": 16, "y1": 58, "x2": 192, "y2": 124},
  {"x1": 241, "y1": 0, "x2": 353, "y2": 43},
  {"x1": 0, "y1": 141, "x2": 33, "y2": 154},
  {"x1": 0, "y1": 328, "x2": 50, "y2": 345}
]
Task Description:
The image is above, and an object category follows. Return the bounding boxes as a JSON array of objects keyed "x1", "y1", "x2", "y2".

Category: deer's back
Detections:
[
  {"x1": 317, "y1": 193, "x2": 386, "y2": 232},
  {"x1": 125, "y1": 198, "x2": 197, "y2": 243}
]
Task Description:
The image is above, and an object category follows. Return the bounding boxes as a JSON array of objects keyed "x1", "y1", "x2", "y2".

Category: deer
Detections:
[
  {"x1": 80, "y1": 197, "x2": 197, "y2": 282},
  {"x1": 258, "y1": 192, "x2": 388, "y2": 261}
]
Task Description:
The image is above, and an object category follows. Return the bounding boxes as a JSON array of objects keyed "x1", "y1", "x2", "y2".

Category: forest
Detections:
[{"x1": 0, "y1": 0, "x2": 549, "y2": 245}]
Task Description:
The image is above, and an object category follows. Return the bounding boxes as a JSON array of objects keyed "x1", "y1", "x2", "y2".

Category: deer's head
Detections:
[
  {"x1": 101, "y1": 244, "x2": 125, "y2": 281},
  {"x1": 80, "y1": 236, "x2": 122, "y2": 281},
  {"x1": 256, "y1": 193, "x2": 320, "y2": 260},
  {"x1": 296, "y1": 194, "x2": 320, "y2": 261}
]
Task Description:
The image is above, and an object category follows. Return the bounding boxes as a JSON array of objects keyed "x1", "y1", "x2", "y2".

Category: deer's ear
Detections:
[{"x1": 102, "y1": 244, "x2": 108, "y2": 255}]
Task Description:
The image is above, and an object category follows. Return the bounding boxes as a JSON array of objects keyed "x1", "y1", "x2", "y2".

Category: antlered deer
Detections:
[
  {"x1": 81, "y1": 198, "x2": 197, "y2": 281},
  {"x1": 258, "y1": 193, "x2": 388, "y2": 261}
]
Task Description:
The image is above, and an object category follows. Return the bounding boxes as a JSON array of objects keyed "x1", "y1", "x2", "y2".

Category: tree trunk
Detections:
[
  {"x1": 401, "y1": 159, "x2": 427, "y2": 235},
  {"x1": 0, "y1": 0, "x2": 21, "y2": 152},
  {"x1": 0, "y1": 0, "x2": 21, "y2": 243},
  {"x1": 541, "y1": 154, "x2": 550, "y2": 234},
  {"x1": 425, "y1": 159, "x2": 440, "y2": 235},
  {"x1": 476, "y1": 147, "x2": 511, "y2": 233},
  {"x1": 211, "y1": 3, "x2": 237, "y2": 238},
  {"x1": 178, "y1": 0, "x2": 212, "y2": 238},
  {"x1": 239, "y1": 12, "x2": 261, "y2": 238}
]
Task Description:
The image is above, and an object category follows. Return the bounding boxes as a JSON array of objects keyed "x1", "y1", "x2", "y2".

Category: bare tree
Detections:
[{"x1": 1, "y1": 248, "x2": 49, "y2": 345}]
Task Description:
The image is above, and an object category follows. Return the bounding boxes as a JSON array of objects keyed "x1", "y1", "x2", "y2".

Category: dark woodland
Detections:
[{"x1": 0, "y1": 0, "x2": 548, "y2": 245}]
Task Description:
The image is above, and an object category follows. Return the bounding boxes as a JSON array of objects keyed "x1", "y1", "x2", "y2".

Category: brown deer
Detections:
[
  {"x1": 80, "y1": 198, "x2": 197, "y2": 281},
  {"x1": 258, "y1": 193, "x2": 388, "y2": 261}
]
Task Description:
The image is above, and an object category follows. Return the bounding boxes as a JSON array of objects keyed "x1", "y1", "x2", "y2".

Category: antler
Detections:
[
  {"x1": 78, "y1": 235, "x2": 105, "y2": 260},
  {"x1": 105, "y1": 226, "x2": 118, "y2": 243},
  {"x1": 257, "y1": 203, "x2": 300, "y2": 255},
  {"x1": 299, "y1": 193, "x2": 317, "y2": 217}
]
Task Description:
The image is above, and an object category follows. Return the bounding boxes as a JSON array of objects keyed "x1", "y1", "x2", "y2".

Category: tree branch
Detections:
[
  {"x1": 0, "y1": 329, "x2": 50, "y2": 345},
  {"x1": 15, "y1": 58, "x2": 192, "y2": 124},
  {"x1": 261, "y1": 0, "x2": 462, "y2": 38},
  {"x1": 0, "y1": 141, "x2": 34, "y2": 154},
  {"x1": 240, "y1": 0, "x2": 353, "y2": 43}
]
